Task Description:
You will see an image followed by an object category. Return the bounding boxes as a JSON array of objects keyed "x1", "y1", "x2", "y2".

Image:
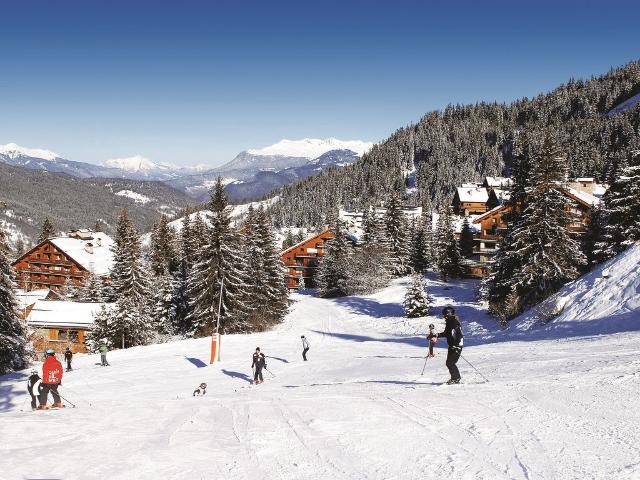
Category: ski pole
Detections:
[
  {"x1": 20, "y1": 394, "x2": 29, "y2": 412},
  {"x1": 420, "y1": 355, "x2": 430, "y2": 376},
  {"x1": 460, "y1": 355, "x2": 489, "y2": 383},
  {"x1": 264, "y1": 367, "x2": 276, "y2": 378},
  {"x1": 58, "y1": 393, "x2": 77, "y2": 408}
]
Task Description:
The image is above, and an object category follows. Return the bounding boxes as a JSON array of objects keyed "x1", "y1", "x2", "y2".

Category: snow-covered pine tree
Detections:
[
  {"x1": 38, "y1": 217, "x2": 55, "y2": 243},
  {"x1": 87, "y1": 297, "x2": 153, "y2": 350},
  {"x1": 254, "y1": 207, "x2": 289, "y2": 326},
  {"x1": 61, "y1": 276, "x2": 80, "y2": 300},
  {"x1": 403, "y1": 274, "x2": 432, "y2": 318},
  {"x1": 188, "y1": 178, "x2": 250, "y2": 335},
  {"x1": 459, "y1": 217, "x2": 475, "y2": 257},
  {"x1": 350, "y1": 206, "x2": 392, "y2": 293},
  {"x1": 434, "y1": 207, "x2": 464, "y2": 281},
  {"x1": 191, "y1": 213, "x2": 209, "y2": 265},
  {"x1": 489, "y1": 131, "x2": 585, "y2": 319},
  {"x1": 297, "y1": 275, "x2": 306, "y2": 291},
  {"x1": 409, "y1": 216, "x2": 431, "y2": 273},
  {"x1": 593, "y1": 150, "x2": 640, "y2": 262},
  {"x1": 153, "y1": 274, "x2": 177, "y2": 335},
  {"x1": 0, "y1": 225, "x2": 30, "y2": 375},
  {"x1": 317, "y1": 217, "x2": 352, "y2": 298},
  {"x1": 109, "y1": 209, "x2": 149, "y2": 304},
  {"x1": 384, "y1": 194, "x2": 411, "y2": 276},
  {"x1": 150, "y1": 215, "x2": 178, "y2": 276},
  {"x1": 80, "y1": 272, "x2": 104, "y2": 302}
]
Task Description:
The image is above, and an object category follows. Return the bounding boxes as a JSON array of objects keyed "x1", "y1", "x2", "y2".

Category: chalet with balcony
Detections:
[
  {"x1": 12, "y1": 230, "x2": 114, "y2": 291},
  {"x1": 281, "y1": 229, "x2": 336, "y2": 289}
]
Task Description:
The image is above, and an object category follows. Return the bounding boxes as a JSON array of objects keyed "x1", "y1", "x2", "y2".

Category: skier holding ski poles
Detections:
[
  {"x1": 251, "y1": 348, "x2": 267, "y2": 384},
  {"x1": 38, "y1": 349, "x2": 64, "y2": 409},
  {"x1": 436, "y1": 307, "x2": 464, "y2": 385}
]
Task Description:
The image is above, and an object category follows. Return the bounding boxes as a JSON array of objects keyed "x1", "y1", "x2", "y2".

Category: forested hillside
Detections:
[{"x1": 270, "y1": 61, "x2": 640, "y2": 228}]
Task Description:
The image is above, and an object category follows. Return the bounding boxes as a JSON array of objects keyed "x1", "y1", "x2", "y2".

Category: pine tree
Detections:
[
  {"x1": 593, "y1": 150, "x2": 640, "y2": 261},
  {"x1": 489, "y1": 131, "x2": 586, "y2": 319},
  {"x1": 87, "y1": 297, "x2": 154, "y2": 350},
  {"x1": 109, "y1": 209, "x2": 149, "y2": 304},
  {"x1": 38, "y1": 217, "x2": 55, "y2": 243},
  {"x1": 188, "y1": 178, "x2": 250, "y2": 335},
  {"x1": 409, "y1": 217, "x2": 431, "y2": 273},
  {"x1": 403, "y1": 274, "x2": 432, "y2": 318},
  {"x1": 153, "y1": 274, "x2": 177, "y2": 335},
  {"x1": 458, "y1": 217, "x2": 475, "y2": 257},
  {"x1": 0, "y1": 225, "x2": 30, "y2": 375},
  {"x1": 80, "y1": 273, "x2": 104, "y2": 302},
  {"x1": 317, "y1": 217, "x2": 352, "y2": 298},
  {"x1": 14, "y1": 238, "x2": 25, "y2": 257},
  {"x1": 434, "y1": 207, "x2": 464, "y2": 281},
  {"x1": 297, "y1": 275, "x2": 306, "y2": 291},
  {"x1": 384, "y1": 194, "x2": 411, "y2": 275},
  {"x1": 150, "y1": 215, "x2": 178, "y2": 276}
]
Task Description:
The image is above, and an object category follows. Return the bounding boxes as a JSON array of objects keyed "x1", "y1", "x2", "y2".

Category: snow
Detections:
[
  {"x1": 0, "y1": 142, "x2": 60, "y2": 161},
  {"x1": 49, "y1": 232, "x2": 114, "y2": 276},
  {"x1": 512, "y1": 242, "x2": 640, "y2": 335},
  {"x1": 229, "y1": 196, "x2": 279, "y2": 219},
  {"x1": 484, "y1": 176, "x2": 513, "y2": 188},
  {"x1": 565, "y1": 187, "x2": 599, "y2": 207},
  {"x1": 103, "y1": 155, "x2": 172, "y2": 172},
  {"x1": 115, "y1": 190, "x2": 153, "y2": 204},
  {"x1": 2, "y1": 270, "x2": 640, "y2": 479},
  {"x1": 456, "y1": 186, "x2": 489, "y2": 203},
  {"x1": 27, "y1": 300, "x2": 108, "y2": 328},
  {"x1": 14, "y1": 289, "x2": 53, "y2": 311},
  {"x1": 247, "y1": 138, "x2": 374, "y2": 158},
  {"x1": 607, "y1": 91, "x2": 640, "y2": 117}
]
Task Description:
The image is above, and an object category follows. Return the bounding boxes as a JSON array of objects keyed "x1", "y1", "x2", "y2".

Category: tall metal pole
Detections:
[{"x1": 216, "y1": 276, "x2": 224, "y2": 333}]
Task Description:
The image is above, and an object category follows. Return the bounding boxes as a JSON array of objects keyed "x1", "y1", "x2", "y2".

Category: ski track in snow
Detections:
[{"x1": 1, "y1": 276, "x2": 640, "y2": 480}]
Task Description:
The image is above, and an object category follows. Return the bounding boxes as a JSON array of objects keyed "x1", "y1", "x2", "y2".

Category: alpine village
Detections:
[{"x1": 1, "y1": 9, "x2": 640, "y2": 478}]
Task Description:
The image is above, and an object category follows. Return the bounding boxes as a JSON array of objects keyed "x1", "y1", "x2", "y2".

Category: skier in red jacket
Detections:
[{"x1": 38, "y1": 349, "x2": 64, "y2": 409}]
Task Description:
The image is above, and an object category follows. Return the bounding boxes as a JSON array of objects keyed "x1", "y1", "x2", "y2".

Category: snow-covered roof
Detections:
[
  {"x1": 484, "y1": 177, "x2": 513, "y2": 188},
  {"x1": 15, "y1": 289, "x2": 53, "y2": 310},
  {"x1": 49, "y1": 232, "x2": 114, "y2": 276},
  {"x1": 564, "y1": 187, "x2": 599, "y2": 207},
  {"x1": 27, "y1": 300, "x2": 109, "y2": 328},
  {"x1": 472, "y1": 204, "x2": 508, "y2": 223},
  {"x1": 431, "y1": 213, "x2": 481, "y2": 233},
  {"x1": 574, "y1": 177, "x2": 595, "y2": 183},
  {"x1": 456, "y1": 186, "x2": 489, "y2": 203},
  {"x1": 491, "y1": 188, "x2": 511, "y2": 204}
]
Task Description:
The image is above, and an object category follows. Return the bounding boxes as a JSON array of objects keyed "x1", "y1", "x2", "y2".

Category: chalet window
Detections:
[
  {"x1": 35, "y1": 254, "x2": 41, "y2": 259},
  {"x1": 54, "y1": 266, "x2": 61, "y2": 271},
  {"x1": 57, "y1": 330, "x2": 79, "y2": 343}
]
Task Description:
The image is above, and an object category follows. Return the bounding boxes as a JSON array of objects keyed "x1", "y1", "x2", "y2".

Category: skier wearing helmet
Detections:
[
  {"x1": 436, "y1": 307, "x2": 464, "y2": 384},
  {"x1": 38, "y1": 349, "x2": 64, "y2": 409},
  {"x1": 26, "y1": 369, "x2": 42, "y2": 411}
]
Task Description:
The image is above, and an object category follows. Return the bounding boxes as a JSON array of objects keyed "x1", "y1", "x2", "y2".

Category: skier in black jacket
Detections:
[
  {"x1": 64, "y1": 347, "x2": 73, "y2": 371},
  {"x1": 436, "y1": 306, "x2": 464, "y2": 384},
  {"x1": 251, "y1": 348, "x2": 267, "y2": 384}
]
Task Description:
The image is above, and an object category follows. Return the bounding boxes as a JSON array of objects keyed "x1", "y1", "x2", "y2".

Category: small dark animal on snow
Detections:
[{"x1": 193, "y1": 382, "x2": 207, "y2": 396}]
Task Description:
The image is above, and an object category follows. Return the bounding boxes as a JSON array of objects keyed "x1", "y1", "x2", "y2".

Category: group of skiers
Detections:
[{"x1": 26, "y1": 307, "x2": 464, "y2": 408}]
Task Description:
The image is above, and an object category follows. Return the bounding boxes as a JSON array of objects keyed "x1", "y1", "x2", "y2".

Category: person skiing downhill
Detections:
[
  {"x1": 436, "y1": 307, "x2": 464, "y2": 385},
  {"x1": 39, "y1": 349, "x2": 64, "y2": 409},
  {"x1": 301, "y1": 335, "x2": 310, "y2": 361},
  {"x1": 427, "y1": 324, "x2": 437, "y2": 358},
  {"x1": 26, "y1": 369, "x2": 42, "y2": 411},
  {"x1": 251, "y1": 348, "x2": 267, "y2": 384},
  {"x1": 64, "y1": 347, "x2": 73, "y2": 371}
]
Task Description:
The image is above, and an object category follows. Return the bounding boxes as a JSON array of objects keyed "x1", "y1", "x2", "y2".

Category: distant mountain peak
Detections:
[
  {"x1": 0, "y1": 142, "x2": 61, "y2": 161},
  {"x1": 246, "y1": 138, "x2": 373, "y2": 158},
  {"x1": 103, "y1": 155, "x2": 173, "y2": 172}
]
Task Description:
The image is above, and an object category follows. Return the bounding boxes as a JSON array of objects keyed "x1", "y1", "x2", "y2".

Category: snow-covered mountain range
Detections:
[
  {"x1": 0, "y1": 138, "x2": 373, "y2": 201},
  {"x1": 168, "y1": 138, "x2": 373, "y2": 202}
]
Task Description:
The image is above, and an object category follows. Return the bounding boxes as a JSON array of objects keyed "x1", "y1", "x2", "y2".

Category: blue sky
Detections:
[{"x1": 1, "y1": 0, "x2": 639, "y2": 167}]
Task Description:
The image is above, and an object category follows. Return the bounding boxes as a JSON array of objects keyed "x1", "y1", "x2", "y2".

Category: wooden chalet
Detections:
[
  {"x1": 471, "y1": 187, "x2": 599, "y2": 268},
  {"x1": 281, "y1": 229, "x2": 336, "y2": 289},
  {"x1": 12, "y1": 230, "x2": 114, "y2": 291},
  {"x1": 27, "y1": 300, "x2": 108, "y2": 354},
  {"x1": 452, "y1": 184, "x2": 489, "y2": 216}
]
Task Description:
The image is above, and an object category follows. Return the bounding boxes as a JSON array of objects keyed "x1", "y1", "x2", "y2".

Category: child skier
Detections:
[
  {"x1": 99, "y1": 342, "x2": 110, "y2": 366},
  {"x1": 38, "y1": 349, "x2": 64, "y2": 409},
  {"x1": 193, "y1": 382, "x2": 207, "y2": 396},
  {"x1": 251, "y1": 347, "x2": 267, "y2": 384},
  {"x1": 427, "y1": 324, "x2": 437, "y2": 357},
  {"x1": 26, "y1": 369, "x2": 42, "y2": 411},
  {"x1": 301, "y1": 335, "x2": 310, "y2": 361},
  {"x1": 64, "y1": 347, "x2": 73, "y2": 371}
]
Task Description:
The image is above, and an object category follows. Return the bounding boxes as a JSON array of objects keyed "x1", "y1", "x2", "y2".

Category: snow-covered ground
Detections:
[{"x1": 2, "y1": 272, "x2": 640, "y2": 479}]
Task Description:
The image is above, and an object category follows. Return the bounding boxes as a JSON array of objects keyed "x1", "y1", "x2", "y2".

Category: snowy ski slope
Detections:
[{"x1": 1, "y1": 275, "x2": 640, "y2": 480}]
